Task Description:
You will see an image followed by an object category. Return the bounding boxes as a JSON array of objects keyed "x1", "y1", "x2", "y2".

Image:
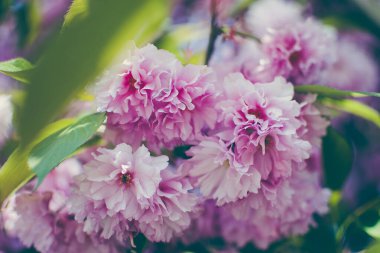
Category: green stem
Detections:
[{"x1": 336, "y1": 198, "x2": 380, "y2": 248}]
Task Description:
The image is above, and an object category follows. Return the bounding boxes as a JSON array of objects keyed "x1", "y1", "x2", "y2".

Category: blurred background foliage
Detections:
[{"x1": 0, "y1": 0, "x2": 380, "y2": 252}]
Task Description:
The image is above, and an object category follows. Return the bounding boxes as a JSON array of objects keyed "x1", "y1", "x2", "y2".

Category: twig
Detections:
[
  {"x1": 221, "y1": 25, "x2": 260, "y2": 42},
  {"x1": 204, "y1": 0, "x2": 222, "y2": 65}
]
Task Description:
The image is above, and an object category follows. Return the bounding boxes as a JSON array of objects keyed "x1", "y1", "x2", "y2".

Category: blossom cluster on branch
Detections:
[{"x1": 0, "y1": 0, "x2": 379, "y2": 252}]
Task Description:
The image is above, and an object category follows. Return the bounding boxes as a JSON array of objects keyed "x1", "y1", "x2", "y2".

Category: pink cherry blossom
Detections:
[
  {"x1": 245, "y1": 0, "x2": 304, "y2": 38},
  {"x1": 260, "y1": 19, "x2": 337, "y2": 84},
  {"x1": 181, "y1": 137, "x2": 261, "y2": 205},
  {"x1": 297, "y1": 94, "x2": 329, "y2": 148},
  {"x1": 96, "y1": 44, "x2": 219, "y2": 151},
  {"x1": 323, "y1": 37, "x2": 378, "y2": 92},
  {"x1": 138, "y1": 169, "x2": 198, "y2": 242},
  {"x1": 68, "y1": 143, "x2": 168, "y2": 241},
  {"x1": 218, "y1": 74, "x2": 311, "y2": 182},
  {"x1": 223, "y1": 167, "x2": 330, "y2": 249}
]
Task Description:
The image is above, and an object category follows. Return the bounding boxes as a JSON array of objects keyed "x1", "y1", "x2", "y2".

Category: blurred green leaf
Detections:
[
  {"x1": 366, "y1": 240, "x2": 380, "y2": 253},
  {"x1": 345, "y1": 223, "x2": 373, "y2": 252},
  {"x1": 320, "y1": 98, "x2": 380, "y2": 128},
  {"x1": 14, "y1": 0, "x2": 42, "y2": 47},
  {"x1": 302, "y1": 215, "x2": 337, "y2": 253},
  {"x1": 18, "y1": 0, "x2": 169, "y2": 146},
  {"x1": 0, "y1": 118, "x2": 74, "y2": 204},
  {"x1": 0, "y1": 58, "x2": 33, "y2": 83},
  {"x1": 63, "y1": 0, "x2": 89, "y2": 26},
  {"x1": 360, "y1": 209, "x2": 380, "y2": 228},
  {"x1": 365, "y1": 219, "x2": 380, "y2": 240},
  {"x1": 295, "y1": 85, "x2": 380, "y2": 98},
  {"x1": 0, "y1": 0, "x2": 11, "y2": 21},
  {"x1": 353, "y1": 0, "x2": 380, "y2": 28},
  {"x1": 29, "y1": 112, "x2": 105, "y2": 186},
  {"x1": 322, "y1": 127, "x2": 353, "y2": 190}
]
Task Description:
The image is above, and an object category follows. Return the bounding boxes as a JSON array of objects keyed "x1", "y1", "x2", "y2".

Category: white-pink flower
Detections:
[
  {"x1": 218, "y1": 74, "x2": 311, "y2": 182},
  {"x1": 260, "y1": 19, "x2": 337, "y2": 84},
  {"x1": 4, "y1": 192, "x2": 122, "y2": 253},
  {"x1": 323, "y1": 37, "x2": 378, "y2": 92},
  {"x1": 68, "y1": 143, "x2": 168, "y2": 240},
  {"x1": 223, "y1": 167, "x2": 330, "y2": 249},
  {"x1": 297, "y1": 94, "x2": 329, "y2": 148},
  {"x1": 152, "y1": 64, "x2": 218, "y2": 148},
  {"x1": 96, "y1": 44, "x2": 180, "y2": 121},
  {"x1": 245, "y1": 0, "x2": 304, "y2": 38},
  {"x1": 138, "y1": 169, "x2": 198, "y2": 242},
  {"x1": 2, "y1": 158, "x2": 121, "y2": 253},
  {"x1": 96, "y1": 44, "x2": 219, "y2": 151},
  {"x1": 4, "y1": 192, "x2": 55, "y2": 252},
  {"x1": 181, "y1": 137, "x2": 261, "y2": 205}
]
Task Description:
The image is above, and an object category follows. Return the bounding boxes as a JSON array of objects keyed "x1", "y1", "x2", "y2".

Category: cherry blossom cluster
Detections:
[{"x1": 1, "y1": 0, "x2": 379, "y2": 252}]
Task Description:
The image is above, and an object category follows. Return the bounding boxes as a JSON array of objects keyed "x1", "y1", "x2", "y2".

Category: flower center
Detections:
[
  {"x1": 289, "y1": 51, "x2": 302, "y2": 66},
  {"x1": 247, "y1": 106, "x2": 266, "y2": 120},
  {"x1": 120, "y1": 163, "x2": 133, "y2": 187},
  {"x1": 122, "y1": 72, "x2": 137, "y2": 90},
  {"x1": 120, "y1": 172, "x2": 133, "y2": 186},
  {"x1": 264, "y1": 136, "x2": 273, "y2": 147}
]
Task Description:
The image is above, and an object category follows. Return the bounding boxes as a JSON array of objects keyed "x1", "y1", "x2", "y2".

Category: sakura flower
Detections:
[
  {"x1": 260, "y1": 19, "x2": 337, "y2": 84},
  {"x1": 218, "y1": 74, "x2": 311, "y2": 182},
  {"x1": 245, "y1": 0, "x2": 304, "y2": 38},
  {"x1": 297, "y1": 94, "x2": 329, "y2": 148},
  {"x1": 38, "y1": 158, "x2": 82, "y2": 211},
  {"x1": 323, "y1": 37, "x2": 378, "y2": 92},
  {"x1": 1, "y1": 158, "x2": 120, "y2": 253},
  {"x1": 68, "y1": 143, "x2": 168, "y2": 240},
  {"x1": 4, "y1": 192, "x2": 56, "y2": 252},
  {"x1": 182, "y1": 200, "x2": 221, "y2": 244},
  {"x1": 151, "y1": 64, "x2": 218, "y2": 148},
  {"x1": 181, "y1": 137, "x2": 261, "y2": 205},
  {"x1": 96, "y1": 44, "x2": 219, "y2": 151},
  {"x1": 3, "y1": 191, "x2": 122, "y2": 253},
  {"x1": 223, "y1": 168, "x2": 330, "y2": 249},
  {"x1": 219, "y1": 207, "x2": 278, "y2": 249},
  {"x1": 0, "y1": 94, "x2": 13, "y2": 148},
  {"x1": 138, "y1": 169, "x2": 198, "y2": 242},
  {"x1": 96, "y1": 44, "x2": 180, "y2": 123}
]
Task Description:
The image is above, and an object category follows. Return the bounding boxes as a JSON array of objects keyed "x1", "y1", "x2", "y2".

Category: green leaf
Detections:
[
  {"x1": 63, "y1": 0, "x2": 89, "y2": 26},
  {"x1": 295, "y1": 85, "x2": 380, "y2": 98},
  {"x1": 0, "y1": 118, "x2": 75, "y2": 204},
  {"x1": 320, "y1": 98, "x2": 380, "y2": 128},
  {"x1": 18, "y1": 0, "x2": 169, "y2": 146},
  {"x1": 365, "y1": 220, "x2": 380, "y2": 240},
  {"x1": 352, "y1": 0, "x2": 380, "y2": 28},
  {"x1": 366, "y1": 240, "x2": 380, "y2": 253},
  {"x1": 29, "y1": 112, "x2": 105, "y2": 186},
  {"x1": 0, "y1": 58, "x2": 33, "y2": 83},
  {"x1": 302, "y1": 215, "x2": 337, "y2": 253},
  {"x1": 322, "y1": 127, "x2": 353, "y2": 190}
]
